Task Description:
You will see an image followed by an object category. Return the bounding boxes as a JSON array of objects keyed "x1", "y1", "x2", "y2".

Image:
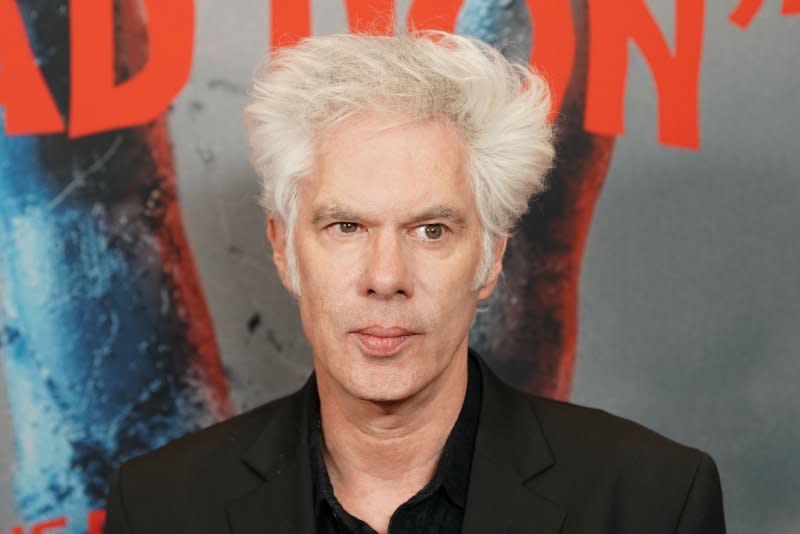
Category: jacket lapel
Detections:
[
  {"x1": 462, "y1": 354, "x2": 566, "y2": 534},
  {"x1": 225, "y1": 374, "x2": 317, "y2": 534}
]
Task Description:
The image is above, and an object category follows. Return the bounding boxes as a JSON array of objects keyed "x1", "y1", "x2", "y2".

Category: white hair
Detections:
[{"x1": 245, "y1": 31, "x2": 554, "y2": 293}]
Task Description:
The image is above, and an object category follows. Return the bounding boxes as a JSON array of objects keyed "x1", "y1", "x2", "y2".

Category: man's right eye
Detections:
[{"x1": 335, "y1": 222, "x2": 359, "y2": 234}]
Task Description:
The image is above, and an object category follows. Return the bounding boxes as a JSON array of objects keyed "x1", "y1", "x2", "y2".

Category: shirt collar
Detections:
[{"x1": 437, "y1": 353, "x2": 482, "y2": 507}]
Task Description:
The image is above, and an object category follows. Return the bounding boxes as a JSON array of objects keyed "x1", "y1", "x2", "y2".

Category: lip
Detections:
[
  {"x1": 352, "y1": 326, "x2": 419, "y2": 357},
  {"x1": 356, "y1": 325, "x2": 417, "y2": 337}
]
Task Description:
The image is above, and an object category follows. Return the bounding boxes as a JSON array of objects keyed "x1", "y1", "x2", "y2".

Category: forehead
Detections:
[{"x1": 304, "y1": 112, "x2": 475, "y2": 218}]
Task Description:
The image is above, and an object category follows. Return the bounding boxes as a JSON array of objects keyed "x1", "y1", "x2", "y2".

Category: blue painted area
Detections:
[
  {"x1": 0, "y1": 3, "x2": 225, "y2": 529},
  {"x1": 0, "y1": 124, "x2": 214, "y2": 528},
  {"x1": 457, "y1": 0, "x2": 533, "y2": 63}
]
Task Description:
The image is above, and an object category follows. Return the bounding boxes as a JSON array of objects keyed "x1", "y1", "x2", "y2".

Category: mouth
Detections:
[{"x1": 352, "y1": 326, "x2": 419, "y2": 357}]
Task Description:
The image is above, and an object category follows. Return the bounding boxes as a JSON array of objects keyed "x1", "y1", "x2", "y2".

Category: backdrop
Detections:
[{"x1": 0, "y1": 1, "x2": 797, "y2": 532}]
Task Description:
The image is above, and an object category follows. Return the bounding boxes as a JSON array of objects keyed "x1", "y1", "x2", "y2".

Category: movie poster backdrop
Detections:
[{"x1": 1, "y1": 1, "x2": 797, "y2": 532}]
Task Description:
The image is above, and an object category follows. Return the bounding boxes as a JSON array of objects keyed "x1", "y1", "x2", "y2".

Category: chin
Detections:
[
  {"x1": 342, "y1": 362, "x2": 427, "y2": 403},
  {"x1": 361, "y1": 384, "x2": 421, "y2": 404}
]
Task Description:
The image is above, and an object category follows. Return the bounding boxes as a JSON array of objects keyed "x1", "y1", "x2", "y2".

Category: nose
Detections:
[{"x1": 359, "y1": 230, "x2": 413, "y2": 299}]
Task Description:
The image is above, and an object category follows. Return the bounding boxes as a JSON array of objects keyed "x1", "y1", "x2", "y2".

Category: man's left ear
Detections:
[{"x1": 477, "y1": 235, "x2": 508, "y2": 301}]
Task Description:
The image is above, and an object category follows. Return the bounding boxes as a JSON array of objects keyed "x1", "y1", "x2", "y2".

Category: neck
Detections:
[{"x1": 315, "y1": 348, "x2": 469, "y2": 491}]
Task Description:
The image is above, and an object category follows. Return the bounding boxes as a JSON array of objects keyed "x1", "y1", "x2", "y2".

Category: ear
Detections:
[
  {"x1": 477, "y1": 235, "x2": 508, "y2": 301},
  {"x1": 266, "y1": 216, "x2": 293, "y2": 294}
]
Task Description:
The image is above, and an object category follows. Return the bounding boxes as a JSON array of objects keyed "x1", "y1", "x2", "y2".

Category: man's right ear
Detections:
[{"x1": 266, "y1": 216, "x2": 293, "y2": 294}]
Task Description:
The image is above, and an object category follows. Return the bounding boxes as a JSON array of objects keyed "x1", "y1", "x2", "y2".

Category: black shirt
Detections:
[{"x1": 308, "y1": 355, "x2": 483, "y2": 534}]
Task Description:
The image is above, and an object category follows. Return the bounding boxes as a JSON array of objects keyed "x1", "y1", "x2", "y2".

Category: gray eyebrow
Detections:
[
  {"x1": 310, "y1": 203, "x2": 467, "y2": 229},
  {"x1": 406, "y1": 205, "x2": 467, "y2": 229},
  {"x1": 310, "y1": 205, "x2": 358, "y2": 225}
]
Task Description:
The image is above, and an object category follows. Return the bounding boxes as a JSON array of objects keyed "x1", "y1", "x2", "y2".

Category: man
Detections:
[{"x1": 103, "y1": 31, "x2": 725, "y2": 534}]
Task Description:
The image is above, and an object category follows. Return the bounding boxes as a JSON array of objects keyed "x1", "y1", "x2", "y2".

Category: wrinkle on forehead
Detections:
[{"x1": 315, "y1": 110, "x2": 466, "y2": 160}]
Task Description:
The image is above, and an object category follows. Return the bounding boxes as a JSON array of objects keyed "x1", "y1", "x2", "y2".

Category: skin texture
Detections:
[{"x1": 267, "y1": 111, "x2": 506, "y2": 533}]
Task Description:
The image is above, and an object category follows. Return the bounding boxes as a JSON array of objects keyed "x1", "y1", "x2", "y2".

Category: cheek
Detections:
[
  {"x1": 296, "y1": 234, "x2": 362, "y2": 287},
  {"x1": 416, "y1": 261, "x2": 479, "y2": 321},
  {"x1": 296, "y1": 260, "x2": 354, "y2": 335},
  {"x1": 418, "y1": 245, "x2": 482, "y2": 318},
  {"x1": 297, "y1": 292, "x2": 341, "y2": 352},
  {"x1": 414, "y1": 243, "x2": 481, "y2": 293}
]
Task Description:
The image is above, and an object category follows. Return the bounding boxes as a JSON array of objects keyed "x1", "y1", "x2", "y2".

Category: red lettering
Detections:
[
  {"x1": 0, "y1": 0, "x2": 65, "y2": 134},
  {"x1": 87, "y1": 509, "x2": 106, "y2": 534},
  {"x1": 585, "y1": 0, "x2": 704, "y2": 149},
  {"x1": 783, "y1": 0, "x2": 800, "y2": 15},
  {"x1": 271, "y1": 0, "x2": 310, "y2": 50},
  {"x1": 729, "y1": 0, "x2": 764, "y2": 28},
  {"x1": 30, "y1": 517, "x2": 67, "y2": 534},
  {"x1": 1, "y1": 511, "x2": 104, "y2": 534},
  {"x1": 407, "y1": 1, "x2": 575, "y2": 121},
  {"x1": 407, "y1": 0, "x2": 462, "y2": 32},
  {"x1": 730, "y1": 0, "x2": 798, "y2": 27},
  {"x1": 525, "y1": 0, "x2": 574, "y2": 121},
  {"x1": 344, "y1": 0, "x2": 394, "y2": 34},
  {"x1": 69, "y1": 0, "x2": 195, "y2": 138}
]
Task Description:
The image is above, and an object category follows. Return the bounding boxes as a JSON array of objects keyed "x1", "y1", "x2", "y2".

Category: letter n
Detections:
[
  {"x1": 585, "y1": 0, "x2": 705, "y2": 149},
  {"x1": 271, "y1": 0, "x2": 310, "y2": 50},
  {"x1": 407, "y1": 0, "x2": 463, "y2": 32}
]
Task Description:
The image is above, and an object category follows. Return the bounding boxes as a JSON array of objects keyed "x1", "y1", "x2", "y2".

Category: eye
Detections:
[
  {"x1": 337, "y1": 222, "x2": 359, "y2": 234},
  {"x1": 415, "y1": 223, "x2": 447, "y2": 241},
  {"x1": 330, "y1": 222, "x2": 363, "y2": 235}
]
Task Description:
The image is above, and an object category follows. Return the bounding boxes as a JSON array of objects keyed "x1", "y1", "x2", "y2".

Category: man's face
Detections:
[{"x1": 269, "y1": 112, "x2": 505, "y2": 403}]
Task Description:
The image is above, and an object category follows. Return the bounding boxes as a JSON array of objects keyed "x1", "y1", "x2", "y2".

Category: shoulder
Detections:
[
  {"x1": 519, "y1": 394, "x2": 723, "y2": 531},
  {"x1": 477, "y1": 354, "x2": 709, "y2": 478},
  {"x1": 529, "y1": 394, "x2": 703, "y2": 466},
  {"x1": 105, "y1": 386, "x2": 304, "y2": 532},
  {"x1": 119, "y1": 388, "x2": 297, "y2": 482}
]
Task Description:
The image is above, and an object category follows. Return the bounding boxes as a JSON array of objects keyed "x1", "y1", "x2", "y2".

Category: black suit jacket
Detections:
[{"x1": 103, "y1": 353, "x2": 726, "y2": 533}]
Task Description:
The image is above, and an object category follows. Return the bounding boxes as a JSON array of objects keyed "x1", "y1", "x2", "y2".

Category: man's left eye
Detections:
[
  {"x1": 336, "y1": 222, "x2": 360, "y2": 234},
  {"x1": 415, "y1": 224, "x2": 446, "y2": 240}
]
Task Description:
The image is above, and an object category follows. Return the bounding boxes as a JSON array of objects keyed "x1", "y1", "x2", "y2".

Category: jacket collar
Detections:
[
  {"x1": 462, "y1": 353, "x2": 565, "y2": 533},
  {"x1": 225, "y1": 373, "x2": 317, "y2": 534},
  {"x1": 226, "y1": 351, "x2": 565, "y2": 534}
]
